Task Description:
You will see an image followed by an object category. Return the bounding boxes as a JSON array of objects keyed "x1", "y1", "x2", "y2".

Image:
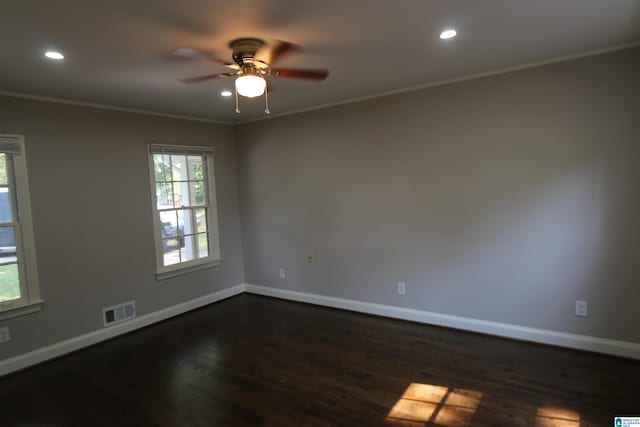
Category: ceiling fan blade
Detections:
[
  {"x1": 180, "y1": 72, "x2": 237, "y2": 84},
  {"x1": 269, "y1": 68, "x2": 329, "y2": 80},
  {"x1": 179, "y1": 73, "x2": 223, "y2": 84},
  {"x1": 255, "y1": 40, "x2": 300, "y2": 65},
  {"x1": 171, "y1": 47, "x2": 236, "y2": 68}
]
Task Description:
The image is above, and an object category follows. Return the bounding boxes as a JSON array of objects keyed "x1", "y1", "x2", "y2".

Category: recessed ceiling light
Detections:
[
  {"x1": 221, "y1": 90, "x2": 233, "y2": 97},
  {"x1": 45, "y1": 51, "x2": 64, "y2": 60},
  {"x1": 440, "y1": 29, "x2": 457, "y2": 40}
]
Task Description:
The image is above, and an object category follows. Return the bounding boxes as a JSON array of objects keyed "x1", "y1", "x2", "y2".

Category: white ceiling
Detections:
[{"x1": 1, "y1": 0, "x2": 639, "y2": 123}]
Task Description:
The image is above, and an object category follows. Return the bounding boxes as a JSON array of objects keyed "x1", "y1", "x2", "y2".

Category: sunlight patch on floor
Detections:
[
  {"x1": 385, "y1": 382, "x2": 483, "y2": 426},
  {"x1": 535, "y1": 406, "x2": 580, "y2": 427}
]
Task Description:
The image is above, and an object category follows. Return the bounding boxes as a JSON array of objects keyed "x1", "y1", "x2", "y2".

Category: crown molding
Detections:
[
  {"x1": 237, "y1": 41, "x2": 640, "y2": 125},
  {"x1": 0, "y1": 90, "x2": 233, "y2": 126},
  {"x1": 1, "y1": 41, "x2": 638, "y2": 127}
]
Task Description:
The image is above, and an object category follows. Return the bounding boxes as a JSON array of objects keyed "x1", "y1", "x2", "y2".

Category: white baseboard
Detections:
[
  {"x1": 245, "y1": 284, "x2": 640, "y2": 360},
  {"x1": 3, "y1": 282, "x2": 638, "y2": 378},
  {"x1": 0, "y1": 284, "x2": 246, "y2": 377}
]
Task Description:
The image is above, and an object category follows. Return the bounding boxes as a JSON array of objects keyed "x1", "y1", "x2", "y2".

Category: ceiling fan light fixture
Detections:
[{"x1": 235, "y1": 74, "x2": 266, "y2": 98}]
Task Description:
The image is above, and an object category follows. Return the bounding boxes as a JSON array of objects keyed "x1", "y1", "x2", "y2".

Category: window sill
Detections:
[
  {"x1": 156, "y1": 259, "x2": 222, "y2": 281},
  {"x1": 0, "y1": 299, "x2": 44, "y2": 320}
]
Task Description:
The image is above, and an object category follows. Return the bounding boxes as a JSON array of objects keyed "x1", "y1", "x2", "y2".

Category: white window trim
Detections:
[
  {"x1": 148, "y1": 144, "x2": 222, "y2": 279},
  {"x1": 0, "y1": 134, "x2": 43, "y2": 319}
]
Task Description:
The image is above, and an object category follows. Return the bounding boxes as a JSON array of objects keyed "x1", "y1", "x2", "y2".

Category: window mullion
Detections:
[
  {"x1": 191, "y1": 208, "x2": 198, "y2": 256},
  {"x1": 5, "y1": 154, "x2": 26, "y2": 301},
  {"x1": 7, "y1": 155, "x2": 19, "y2": 223},
  {"x1": 202, "y1": 157, "x2": 209, "y2": 206}
]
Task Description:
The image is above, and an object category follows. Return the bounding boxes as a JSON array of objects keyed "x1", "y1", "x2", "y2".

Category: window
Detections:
[
  {"x1": 148, "y1": 144, "x2": 221, "y2": 278},
  {"x1": 0, "y1": 135, "x2": 42, "y2": 319}
]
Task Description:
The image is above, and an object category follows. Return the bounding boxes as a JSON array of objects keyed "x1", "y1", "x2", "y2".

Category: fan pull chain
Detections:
[
  {"x1": 264, "y1": 84, "x2": 271, "y2": 114},
  {"x1": 235, "y1": 87, "x2": 240, "y2": 114}
]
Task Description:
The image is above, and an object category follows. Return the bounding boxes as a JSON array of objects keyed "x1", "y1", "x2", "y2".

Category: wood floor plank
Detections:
[{"x1": 1, "y1": 294, "x2": 639, "y2": 426}]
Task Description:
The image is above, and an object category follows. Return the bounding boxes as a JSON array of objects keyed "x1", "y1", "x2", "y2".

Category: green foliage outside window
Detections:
[{"x1": 154, "y1": 154, "x2": 205, "y2": 207}]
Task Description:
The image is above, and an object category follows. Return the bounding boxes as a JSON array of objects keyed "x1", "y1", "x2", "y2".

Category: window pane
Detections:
[
  {"x1": 195, "y1": 208, "x2": 207, "y2": 233},
  {"x1": 159, "y1": 210, "x2": 178, "y2": 239},
  {"x1": 0, "y1": 255, "x2": 17, "y2": 266},
  {"x1": 0, "y1": 187, "x2": 12, "y2": 223},
  {"x1": 181, "y1": 181, "x2": 193, "y2": 207},
  {"x1": 189, "y1": 181, "x2": 205, "y2": 206},
  {"x1": 177, "y1": 209, "x2": 194, "y2": 235},
  {"x1": 180, "y1": 235, "x2": 195, "y2": 262},
  {"x1": 155, "y1": 183, "x2": 172, "y2": 210},
  {"x1": 162, "y1": 239, "x2": 181, "y2": 266},
  {"x1": 187, "y1": 156, "x2": 203, "y2": 181},
  {"x1": 0, "y1": 226, "x2": 16, "y2": 258},
  {"x1": 0, "y1": 263, "x2": 20, "y2": 303},
  {"x1": 0, "y1": 154, "x2": 7, "y2": 186},
  {"x1": 197, "y1": 233, "x2": 209, "y2": 258},
  {"x1": 172, "y1": 181, "x2": 184, "y2": 208},
  {"x1": 171, "y1": 155, "x2": 186, "y2": 181},
  {"x1": 160, "y1": 210, "x2": 181, "y2": 267},
  {"x1": 153, "y1": 154, "x2": 171, "y2": 182}
]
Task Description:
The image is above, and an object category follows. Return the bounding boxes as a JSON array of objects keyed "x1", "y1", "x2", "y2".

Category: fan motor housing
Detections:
[{"x1": 229, "y1": 38, "x2": 265, "y2": 66}]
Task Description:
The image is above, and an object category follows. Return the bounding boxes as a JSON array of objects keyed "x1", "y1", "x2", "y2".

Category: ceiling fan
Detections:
[{"x1": 173, "y1": 38, "x2": 329, "y2": 114}]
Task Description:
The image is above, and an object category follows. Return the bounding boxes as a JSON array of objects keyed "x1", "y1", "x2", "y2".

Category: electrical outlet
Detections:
[
  {"x1": 397, "y1": 282, "x2": 406, "y2": 295},
  {"x1": 279, "y1": 268, "x2": 286, "y2": 279},
  {"x1": 575, "y1": 300, "x2": 588, "y2": 317},
  {"x1": 0, "y1": 326, "x2": 10, "y2": 343}
]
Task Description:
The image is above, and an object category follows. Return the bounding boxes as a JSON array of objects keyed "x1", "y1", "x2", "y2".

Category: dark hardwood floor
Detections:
[{"x1": 1, "y1": 294, "x2": 639, "y2": 426}]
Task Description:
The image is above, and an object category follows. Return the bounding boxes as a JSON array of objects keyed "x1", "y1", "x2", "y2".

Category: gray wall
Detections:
[
  {"x1": 1, "y1": 46, "x2": 638, "y2": 364},
  {"x1": 0, "y1": 97, "x2": 244, "y2": 360},
  {"x1": 236, "y1": 47, "x2": 640, "y2": 343}
]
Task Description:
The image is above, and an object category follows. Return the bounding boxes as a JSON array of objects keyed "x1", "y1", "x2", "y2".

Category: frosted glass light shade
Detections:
[{"x1": 235, "y1": 75, "x2": 266, "y2": 98}]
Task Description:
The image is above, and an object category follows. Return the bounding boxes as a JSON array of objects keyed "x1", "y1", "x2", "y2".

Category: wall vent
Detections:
[{"x1": 102, "y1": 301, "x2": 136, "y2": 327}]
